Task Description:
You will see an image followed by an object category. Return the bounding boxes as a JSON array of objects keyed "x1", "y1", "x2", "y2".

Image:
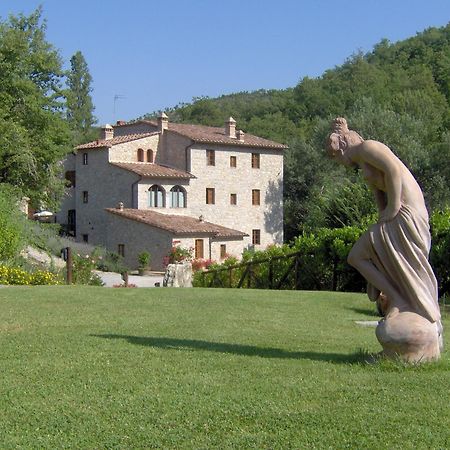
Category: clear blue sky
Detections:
[{"x1": 1, "y1": 0, "x2": 449, "y2": 125}]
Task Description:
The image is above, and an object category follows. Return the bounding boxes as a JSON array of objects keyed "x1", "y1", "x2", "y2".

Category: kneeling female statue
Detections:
[{"x1": 327, "y1": 118, "x2": 443, "y2": 362}]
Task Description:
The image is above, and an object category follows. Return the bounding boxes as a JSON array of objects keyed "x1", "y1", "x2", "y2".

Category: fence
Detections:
[{"x1": 200, "y1": 251, "x2": 309, "y2": 290}]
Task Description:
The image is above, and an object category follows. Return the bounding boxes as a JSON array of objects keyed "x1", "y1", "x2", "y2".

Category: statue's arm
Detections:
[
  {"x1": 372, "y1": 188, "x2": 387, "y2": 214},
  {"x1": 359, "y1": 141, "x2": 402, "y2": 221}
]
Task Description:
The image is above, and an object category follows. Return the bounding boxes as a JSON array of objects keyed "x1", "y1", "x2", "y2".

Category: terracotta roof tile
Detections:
[
  {"x1": 105, "y1": 208, "x2": 248, "y2": 238},
  {"x1": 111, "y1": 162, "x2": 194, "y2": 179},
  {"x1": 130, "y1": 119, "x2": 287, "y2": 149},
  {"x1": 76, "y1": 132, "x2": 158, "y2": 150}
]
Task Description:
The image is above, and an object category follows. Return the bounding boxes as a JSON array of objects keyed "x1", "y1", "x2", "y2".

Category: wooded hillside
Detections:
[{"x1": 142, "y1": 23, "x2": 450, "y2": 241}]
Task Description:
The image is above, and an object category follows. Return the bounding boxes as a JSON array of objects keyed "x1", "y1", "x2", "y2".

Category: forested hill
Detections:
[{"x1": 141, "y1": 24, "x2": 450, "y2": 240}]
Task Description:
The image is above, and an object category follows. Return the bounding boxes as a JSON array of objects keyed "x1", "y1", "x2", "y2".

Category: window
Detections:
[
  {"x1": 67, "y1": 209, "x2": 76, "y2": 236},
  {"x1": 230, "y1": 156, "x2": 237, "y2": 168},
  {"x1": 252, "y1": 189, "x2": 260, "y2": 206},
  {"x1": 82, "y1": 153, "x2": 88, "y2": 165},
  {"x1": 206, "y1": 188, "x2": 215, "y2": 205},
  {"x1": 252, "y1": 229, "x2": 261, "y2": 245},
  {"x1": 230, "y1": 193, "x2": 237, "y2": 205},
  {"x1": 118, "y1": 244, "x2": 125, "y2": 257},
  {"x1": 82, "y1": 191, "x2": 88, "y2": 203},
  {"x1": 170, "y1": 185, "x2": 186, "y2": 208},
  {"x1": 82, "y1": 234, "x2": 89, "y2": 243},
  {"x1": 148, "y1": 185, "x2": 165, "y2": 207},
  {"x1": 65, "y1": 171, "x2": 76, "y2": 187},
  {"x1": 220, "y1": 244, "x2": 227, "y2": 259},
  {"x1": 147, "y1": 149, "x2": 154, "y2": 163},
  {"x1": 195, "y1": 239, "x2": 204, "y2": 259},
  {"x1": 251, "y1": 153, "x2": 260, "y2": 169},
  {"x1": 206, "y1": 149, "x2": 215, "y2": 166},
  {"x1": 137, "y1": 148, "x2": 144, "y2": 162}
]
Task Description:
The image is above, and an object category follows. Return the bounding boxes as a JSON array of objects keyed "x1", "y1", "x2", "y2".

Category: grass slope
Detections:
[{"x1": 0, "y1": 287, "x2": 448, "y2": 449}]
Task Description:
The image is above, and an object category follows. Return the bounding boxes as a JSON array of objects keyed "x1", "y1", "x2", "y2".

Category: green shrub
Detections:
[
  {"x1": 71, "y1": 254, "x2": 104, "y2": 286},
  {"x1": 430, "y1": 208, "x2": 450, "y2": 297},
  {"x1": 0, "y1": 185, "x2": 27, "y2": 261},
  {"x1": 0, "y1": 265, "x2": 60, "y2": 285},
  {"x1": 138, "y1": 251, "x2": 151, "y2": 268}
]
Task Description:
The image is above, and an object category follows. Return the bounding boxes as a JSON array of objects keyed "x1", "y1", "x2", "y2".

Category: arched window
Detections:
[
  {"x1": 170, "y1": 185, "x2": 186, "y2": 208},
  {"x1": 147, "y1": 149, "x2": 154, "y2": 163},
  {"x1": 137, "y1": 148, "x2": 144, "y2": 162},
  {"x1": 148, "y1": 185, "x2": 165, "y2": 207}
]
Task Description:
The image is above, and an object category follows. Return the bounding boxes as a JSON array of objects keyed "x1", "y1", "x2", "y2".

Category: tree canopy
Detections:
[{"x1": 0, "y1": 7, "x2": 70, "y2": 209}]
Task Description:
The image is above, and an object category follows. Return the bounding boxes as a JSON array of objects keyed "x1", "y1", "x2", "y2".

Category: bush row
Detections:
[
  {"x1": 0, "y1": 266, "x2": 60, "y2": 285},
  {"x1": 194, "y1": 209, "x2": 450, "y2": 298}
]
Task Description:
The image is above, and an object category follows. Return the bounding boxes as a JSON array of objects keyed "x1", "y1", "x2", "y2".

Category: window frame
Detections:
[
  {"x1": 170, "y1": 185, "x2": 187, "y2": 208},
  {"x1": 118, "y1": 244, "x2": 125, "y2": 257},
  {"x1": 230, "y1": 155, "x2": 237, "y2": 168},
  {"x1": 230, "y1": 193, "x2": 237, "y2": 205},
  {"x1": 252, "y1": 189, "x2": 260, "y2": 206},
  {"x1": 206, "y1": 187, "x2": 215, "y2": 205},
  {"x1": 82, "y1": 153, "x2": 88, "y2": 165},
  {"x1": 82, "y1": 191, "x2": 88, "y2": 203},
  {"x1": 148, "y1": 185, "x2": 166, "y2": 208},
  {"x1": 251, "y1": 153, "x2": 260, "y2": 169},
  {"x1": 252, "y1": 229, "x2": 261, "y2": 245},
  {"x1": 137, "y1": 148, "x2": 144, "y2": 162},
  {"x1": 206, "y1": 149, "x2": 215, "y2": 166}
]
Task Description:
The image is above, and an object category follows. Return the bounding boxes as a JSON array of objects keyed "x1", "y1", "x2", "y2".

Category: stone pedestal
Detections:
[
  {"x1": 163, "y1": 262, "x2": 193, "y2": 288},
  {"x1": 376, "y1": 311, "x2": 442, "y2": 363}
]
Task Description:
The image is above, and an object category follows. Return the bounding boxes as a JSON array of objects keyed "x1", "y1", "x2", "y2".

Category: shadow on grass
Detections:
[
  {"x1": 346, "y1": 306, "x2": 380, "y2": 317},
  {"x1": 92, "y1": 334, "x2": 369, "y2": 365}
]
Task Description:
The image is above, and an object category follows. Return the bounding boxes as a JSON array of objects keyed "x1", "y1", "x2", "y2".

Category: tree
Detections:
[
  {"x1": 66, "y1": 51, "x2": 96, "y2": 144},
  {"x1": 0, "y1": 7, "x2": 70, "y2": 209}
]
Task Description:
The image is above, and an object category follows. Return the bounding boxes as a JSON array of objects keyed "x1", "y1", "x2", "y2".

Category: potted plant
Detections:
[{"x1": 137, "y1": 251, "x2": 151, "y2": 276}]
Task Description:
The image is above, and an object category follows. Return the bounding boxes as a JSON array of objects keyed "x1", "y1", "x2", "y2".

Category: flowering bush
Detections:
[
  {"x1": 191, "y1": 258, "x2": 216, "y2": 272},
  {"x1": 164, "y1": 246, "x2": 193, "y2": 265},
  {"x1": 72, "y1": 254, "x2": 104, "y2": 286},
  {"x1": 0, "y1": 265, "x2": 60, "y2": 285}
]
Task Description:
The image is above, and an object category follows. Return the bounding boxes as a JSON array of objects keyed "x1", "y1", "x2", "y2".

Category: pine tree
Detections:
[{"x1": 66, "y1": 51, "x2": 96, "y2": 143}]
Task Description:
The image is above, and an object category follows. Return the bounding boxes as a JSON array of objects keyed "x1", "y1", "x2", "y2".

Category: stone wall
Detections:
[
  {"x1": 106, "y1": 211, "x2": 173, "y2": 270},
  {"x1": 109, "y1": 135, "x2": 160, "y2": 163},
  {"x1": 75, "y1": 149, "x2": 138, "y2": 246}
]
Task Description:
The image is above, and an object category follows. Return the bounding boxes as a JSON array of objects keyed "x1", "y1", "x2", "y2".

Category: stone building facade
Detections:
[{"x1": 56, "y1": 115, "x2": 286, "y2": 270}]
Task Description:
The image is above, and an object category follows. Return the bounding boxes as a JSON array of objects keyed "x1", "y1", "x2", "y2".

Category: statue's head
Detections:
[{"x1": 326, "y1": 118, "x2": 364, "y2": 160}]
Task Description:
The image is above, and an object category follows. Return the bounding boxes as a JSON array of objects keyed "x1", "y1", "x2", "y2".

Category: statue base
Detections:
[{"x1": 376, "y1": 311, "x2": 442, "y2": 363}]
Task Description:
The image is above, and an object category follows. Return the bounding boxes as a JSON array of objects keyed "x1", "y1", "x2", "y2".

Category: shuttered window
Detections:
[
  {"x1": 206, "y1": 188, "x2": 215, "y2": 204},
  {"x1": 195, "y1": 239, "x2": 204, "y2": 259},
  {"x1": 252, "y1": 189, "x2": 260, "y2": 205}
]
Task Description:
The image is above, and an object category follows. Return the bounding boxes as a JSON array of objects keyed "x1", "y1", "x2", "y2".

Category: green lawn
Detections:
[{"x1": 0, "y1": 286, "x2": 448, "y2": 449}]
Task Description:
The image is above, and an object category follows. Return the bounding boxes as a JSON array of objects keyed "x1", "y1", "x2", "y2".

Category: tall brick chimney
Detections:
[
  {"x1": 225, "y1": 117, "x2": 236, "y2": 138},
  {"x1": 100, "y1": 124, "x2": 114, "y2": 140},
  {"x1": 158, "y1": 112, "x2": 169, "y2": 133}
]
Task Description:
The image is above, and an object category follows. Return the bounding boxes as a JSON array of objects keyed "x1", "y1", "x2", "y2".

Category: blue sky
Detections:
[{"x1": 1, "y1": 0, "x2": 449, "y2": 125}]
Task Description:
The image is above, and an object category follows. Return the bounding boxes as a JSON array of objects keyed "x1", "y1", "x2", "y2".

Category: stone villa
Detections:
[{"x1": 56, "y1": 115, "x2": 286, "y2": 270}]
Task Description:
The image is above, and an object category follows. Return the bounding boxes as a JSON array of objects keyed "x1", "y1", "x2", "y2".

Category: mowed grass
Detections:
[{"x1": 0, "y1": 286, "x2": 449, "y2": 449}]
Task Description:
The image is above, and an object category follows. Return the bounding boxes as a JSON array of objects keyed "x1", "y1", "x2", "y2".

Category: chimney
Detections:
[
  {"x1": 100, "y1": 124, "x2": 114, "y2": 140},
  {"x1": 117, "y1": 201, "x2": 124, "y2": 211},
  {"x1": 225, "y1": 117, "x2": 236, "y2": 138},
  {"x1": 158, "y1": 112, "x2": 169, "y2": 133},
  {"x1": 236, "y1": 129, "x2": 245, "y2": 142},
  {"x1": 116, "y1": 120, "x2": 127, "y2": 126}
]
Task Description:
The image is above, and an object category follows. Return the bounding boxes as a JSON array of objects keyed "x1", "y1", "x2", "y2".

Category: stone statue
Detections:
[{"x1": 327, "y1": 118, "x2": 443, "y2": 362}]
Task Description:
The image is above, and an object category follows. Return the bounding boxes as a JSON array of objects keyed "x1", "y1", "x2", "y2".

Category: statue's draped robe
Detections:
[{"x1": 368, "y1": 204, "x2": 440, "y2": 323}]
